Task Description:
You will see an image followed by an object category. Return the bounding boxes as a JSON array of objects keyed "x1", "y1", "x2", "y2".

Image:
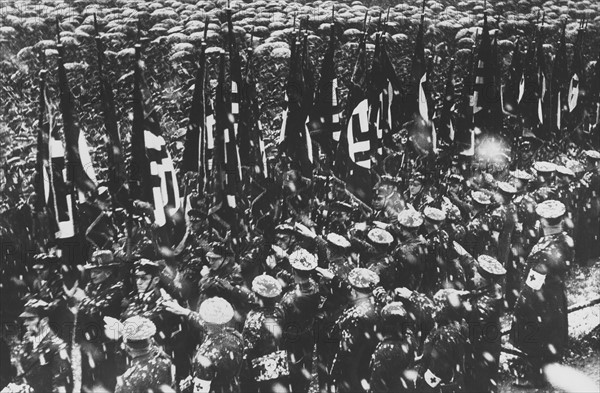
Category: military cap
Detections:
[
  {"x1": 32, "y1": 253, "x2": 59, "y2": 270},
  {"x1": 497, "y1": 181, "x2": 517, "y2": 194},
  {"x1": 448, "y1": 173, "x2": 464, "y2": 183},
  {"x1": 275, "y1": 222, "x2": 296, "y2": 234},
  {"x1": 6, "y1": 156, "x2": 23, "y2": 166},
  {"x1": 381, "y1": 302, "x2": 407, "y2": 321},
  {"x1": 397, "y1": 209, "x2": 423, "y2": 228},
  {"x1": 206, "y1": 243, "x2": 232, "y2": 259},
  {"x1": 471, "y1": 190, "x2": 492, "y2": 205},
  {"x1": 289, "y1": 248, "x2": 318, "y2": 271},
  {"x1": 134, "y1": 258, "x2": 162, "y2": 275},
  {"x1": 533, "y1": 161, "x2": 556, "y2": 173},
  {"x1": 423, "y1": 206, "x2": 446, "y2": 222},
  {"x1": 83, "y1": 250, "x2": 119, "y2": 270},
  {"x1": 510, "y1": 169, "x2": 533, "y2": 181},
  {"x1": 367, "y1": 228, "x2": 394, "y2": 245},
  {"x1": 584, "y1": 150, "x2": 600, "y2": 160},
  {"x1": 535, "y1": 199, "x2": 566, "y2": 219},
  {"x1": 555, "y1": 165, "x2": 575, "y2": 177},
  {"x1": 19, "y1": 299, "x2": 50, "y2": 318},
  {"x1": 477, "y1": 255, "x2": 506, "y2": 277},
  {"x1": 330, "y1": 201, "x2": 353, "y2": 213},
  {"x1": 326, "y1": 233, "x2": 351, "y2": 249},
  {"x1": 410, "y1": 171, "x2": 425, "y2": 182},
  {"x1": 251, "y1": 275, "x2": 282, "y2": 298},
  {"x1": 432, "y1": 288, "x2": 468, "y2": 314},
  {"x1": 122, "y1": 316, "x2": 156, "y2": 348},
  {"x1": 348, "y1": 268, "x2": 380, "y2": 289},
  {"x1": 199, "y1": 297, "x2": 234, "y2": 325}
]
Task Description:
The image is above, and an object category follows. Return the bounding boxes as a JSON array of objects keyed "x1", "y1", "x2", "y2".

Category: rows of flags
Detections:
[{"x1": 30, "y1": 6, "x2": 600, "y2": 258}]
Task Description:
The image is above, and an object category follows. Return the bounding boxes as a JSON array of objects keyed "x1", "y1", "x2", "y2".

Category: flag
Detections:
[
  {"x1": 182, "y1": 39, "x2": 208, "y2": 180},
  {"x1": 334, "y1": 31, "x2": 375, "y2": 203},
  {"x1": 436, "y1": 60, "x2": 455, "y2": 146},
  {"x1": 472, "y1": 14, "x2": 502, "y2": 136},
  {"x1": 212, "y1": 52, "x2": 238, "y2": 211},
  {"x1": 535, "y1": 32, "x2": 550, "y2": 140},
  {"x1": 503, "y1": 38, "x2": 522, "y2": 116},
  {"x1": 131, "y1": 44, "x2": 181, "y2": 228},
  {"x1": 226, "y1": 8, "x2": 244, "y2": 177},
  {"x1": 367, "y1": 33, "x2": 385, "y2": 159},
  {"x1": 279, "y1": 34, "x2": 313, "y2": 178},
  {"x1": 309, "y1": 22, "x2": 341, "y2": 158},
  {"x1": 47, "y1": 103, "x2": 75, "y2": 239},
  {"x1": 379, "y1": 36, "x2": 400, "y2": 150},
  {"x1": 405, "y1": 9, "x2": 435, "y2": 155},
  {"x1": 95, "y1": 25, "x2": 127, "y2": 208},
  {"x1": 56, "y1": 43, "x2": 97, "y2": 198},
  {"x1": 301, "y1": 33, "x2": 315, "y2": 167},
  {"x1": 455, "y1": 38, "x2": 476, "y2": 155},
  {"x1": 409, "y1": 13, "x2": 431, "y2": 124},
  {"x1": 241, "y1": 46, "x2": 267, "y2": 178},
  {"x1": 519, "y1": 37, "x2": 541, "y2": 136},
  {"x1": 550, "y1": 24, "x2": 568, "y2": 138},
  {"x1": 34, "y1": 70, "x2": 51, "y2": 212},
  {"x1": 567, "y1": 26, "x2": 587, "y2": 131}
]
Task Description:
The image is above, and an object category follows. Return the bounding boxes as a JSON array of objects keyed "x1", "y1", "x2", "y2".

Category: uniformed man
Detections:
[
  {"x1": 463, "y1": 190, "x2": 495, "y2": 259},
  {"x1": 168, "y1": 297, "x2": 245, "y2": 393},
  {"x1": 242, "y1": 275, "x2": 290, "y2": 392},
  {"x1": 531, "y1": 161, "x2": 558, "y2": 202},
  {"x1": 114, "y1": 316, "x2": 174, "y2": 393},
  {"x1": 508, "y1": 169, "x2": 538, "y2": 307},
  {"x1": 281, "y1": 248, "x2": 320, "y2": 393},
  {"x1": 68, "y1": 250, "x2": 124, "y2": 391},
  {"x1": 391, "y1": 209, "x2": 426, "y2": 290},
  {"x1": 491, "y1": 182, "x2": 518, "y2": 268},
  {"x1": 324, "y1": 233, "x2": 354, "y2": 281},
  {"x1": 331, "y1": 268, "x2": 381, "y2": 393},
  {"x1": 416, "y1": 289, "x2": 469, "y2": 393},
  {"x1": 365, "y1": 228, "x2": 396, "y2": 290},
  {"x1": 510, "y1": 200, "x2": 574, "y2": 388},
  {"x1": 121, "y1": 258, "x2": 186, "y2": 379},
  {"x1": 13, "y1": 299, "x2": 72, "y2": 393},
  {"x1": 464, "y1": 255, "x2": 506, "y2": 393},
  {"x1": 404, "y1": 172, "x2": 434, "y2": 211},
  {"x1": 28, "y1": 253, "x2": 62, "y2": 304},
  {"x1": 575, "y1": 150, "x2": 600, "y2": 265},
  {"x1": 369, "y1": 302, "x2": 418, "y2": 392}
]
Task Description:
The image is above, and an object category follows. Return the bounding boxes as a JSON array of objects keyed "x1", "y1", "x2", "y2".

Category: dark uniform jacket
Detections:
[
  {"x1": 369, "y1": 331, "x2": 418, "y2": 392},
  {"x1": 114, "y1": 347, "x2": 173, "y2": 393},
  {"x1": 511, "y1": 231, "x2": 573, "y2": 363},
  {"x1": 17, "y1": 330, "x2": 72, "y2": 393},
  {"x1": 331, "y1": 297, "x2": 380, "y2": 393}
]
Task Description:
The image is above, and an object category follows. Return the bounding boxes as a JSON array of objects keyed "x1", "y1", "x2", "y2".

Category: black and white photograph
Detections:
[{"x1": 1, "y1": 0, "x2": 599, "y2": 391}]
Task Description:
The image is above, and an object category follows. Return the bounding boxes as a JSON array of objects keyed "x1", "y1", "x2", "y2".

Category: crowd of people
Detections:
[{"x1": 0, "y1": 141, "x2": 599, "y2": 392}]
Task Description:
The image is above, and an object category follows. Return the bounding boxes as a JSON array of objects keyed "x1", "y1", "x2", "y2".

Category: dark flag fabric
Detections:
[
  {"x1": 131, "y1": 44, "x2": 182, "y2": 228},
  {"x1": 436, "y1": 60, "x2": 455, "y2": 147},
  {"x1": 368, "y1": 33, "x2": 384, "y2": 160},
  {"x1": 34, "y1": 70, "x2": 51, "y2": 213},
  {"x1": 279, "y1": 34, "x2": 313, "y2": 178},
  {"x1": 242, "y1": 47, "x2": 267, "y2": 178},
  {"x1": 56, "y1": 43, "x2": 97, "y2": 199},
  {"x1": 309, "y1": 22, "x2": 341, "y2": 158},
  {"x1": 472, "y1": 15, "x2": 502, "y2": 136},
  {"x1": 334, "y1": 32, "x2": 375, "y2": 203},
  {"x1": 567, "y1": 26, "x2": 586, "y2": 131},
  {"x1": 519, "y1": 37, "x2": 541, "y2": 137},
  {"x1": 535, "y1": 33, "x2": 550, "y2": 140},
  {"x1": 456, "y1": 38, "x2": 476, "y2": 155},
  {"x1": 47, "y1": 101, "x2": 75, "y2": 240},
  {"x1": 182, "y1": 40, "x2": 207, "y2": 174},
  {"x1": 226, "y1": 9, "x2": 244, "y2": 178},
  {"x1": 94, "y1": 20, "x2": 126, "y2": 206},
  {"x1": 379, "y1": 37, "x2": 400, "y2": 150},
  {"x1": 503, "y1": 38, "x2": 522, "y2": 117},
  {"x1": 550, "y1": 24, "x2": 568, "y2": 138}
]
